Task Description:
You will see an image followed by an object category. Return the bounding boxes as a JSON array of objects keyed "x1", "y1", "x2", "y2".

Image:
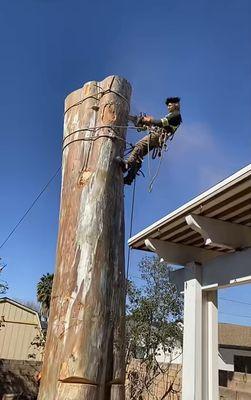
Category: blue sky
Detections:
[{"x1": 0, "y1": 0, "x2": 251, "y2": 325}]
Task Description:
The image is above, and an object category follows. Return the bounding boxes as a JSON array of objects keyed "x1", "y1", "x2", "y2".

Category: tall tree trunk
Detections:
[{"x1": 38, "y1": 76, "x2": 131, "y2": 400}]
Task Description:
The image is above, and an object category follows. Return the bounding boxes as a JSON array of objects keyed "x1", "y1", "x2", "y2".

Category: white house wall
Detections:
[
  {"x1": 156, "y1": 345, "x2": 251, "y2": 373},
  {"x1": 155, "y1": 345, "x2": 183, "y2": 365},
  {"x1": 219, "y1": 347, "x2": 251, "y2": 372}
]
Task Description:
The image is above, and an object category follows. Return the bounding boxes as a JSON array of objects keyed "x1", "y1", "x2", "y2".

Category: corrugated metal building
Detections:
[{"x1": 0, "y1": 297, "x2": 43, "y2": 361}]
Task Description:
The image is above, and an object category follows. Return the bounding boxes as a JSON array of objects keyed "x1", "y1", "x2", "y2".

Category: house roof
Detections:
[
  {"x1": 0, "y1": 297, "x2": 42, "y2": 330},
  {"x1": 128, "y1": 164, "x2": 251, "y2": 254},
  {"x1": 219, "y1": 323, "x2": 251, "y2": 349},
  {"x1": 0, "y1": 297, "x2": 38, "y2": 315}
]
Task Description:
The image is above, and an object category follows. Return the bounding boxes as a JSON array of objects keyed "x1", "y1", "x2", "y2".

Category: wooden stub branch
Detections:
[{"x1": 38, "y1": 76, "x2": 131, "y2": 400}]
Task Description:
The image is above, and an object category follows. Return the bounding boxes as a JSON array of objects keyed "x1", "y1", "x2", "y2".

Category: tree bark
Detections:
[{"x1": 38, "y1": 76, "x2": 131, "y2": 400}]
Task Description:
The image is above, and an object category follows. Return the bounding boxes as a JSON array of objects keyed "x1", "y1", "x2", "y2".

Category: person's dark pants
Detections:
[
  {"x1": 123, "y1": 132, "x2": 161, "y2": 184},
  {"x1": 126, "y1": 132, "x2": 160, "y2": 166}
]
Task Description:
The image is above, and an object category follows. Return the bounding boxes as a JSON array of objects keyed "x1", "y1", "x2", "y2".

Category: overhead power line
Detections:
[
  {"x1": 219, "y1": 297, "x2": 251, "y2": 306},
  {"x1": 0, "y1": 167, "x2": 61, "y2": 251},
  {"x1": 219, "y1": 311, "x2": 251, "y2": 320}
]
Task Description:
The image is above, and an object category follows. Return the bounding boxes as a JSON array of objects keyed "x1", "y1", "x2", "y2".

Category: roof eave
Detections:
[{"x1": 128, "y1": 163, "x2": 251, "y2": 249}]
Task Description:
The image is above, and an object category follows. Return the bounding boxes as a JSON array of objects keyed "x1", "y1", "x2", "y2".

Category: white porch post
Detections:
[
  {"x1": 129, "y1": 165, "x2": 251, "y2": 400},
  {"x1": 202, "y1": 290, "x2": 219, "y2": 400},
  {"x1": 182, "y1": 262, "x2": 202, "y2": 400}
]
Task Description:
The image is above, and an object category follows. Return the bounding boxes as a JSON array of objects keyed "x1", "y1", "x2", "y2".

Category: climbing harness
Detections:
[
  {"x1": 121, "y1": 124, "x2": 176, "y2": 190},
  {"x1": 125, "y1": 112, "x2": 180, "y2": 191}
]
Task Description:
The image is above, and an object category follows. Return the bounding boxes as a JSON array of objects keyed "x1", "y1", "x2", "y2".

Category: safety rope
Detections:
[
  {"x1": 148, "y1": 143, "x2": 166, "y2": 193},
  {"x1": 147, "y1": 131, "x2": 166, "y2": 193},
  {"x1": 147, "y1": 131, "x2": 152, "y2": 189},
  {"x1": 146, "y1": 129, "x2": 169, "y2": 193},
  {"x1": 62, "y1": 125, "x2": 138, "y2": 152},
  {"x1": 64, "y1": 77, "x2": 130, "y2": 116},
  {"x1": 62, "y1": 122, "x2": 174, "y2": 193},
  {"x1": 63, "y1": 76, "x2": 134, "y2": 170},
  {"x1": 126, "y1": 177, "x2": 136, "y2": 284},
  {"x1": 63, "y1": 75, "x2": 175, "y2": 192}
]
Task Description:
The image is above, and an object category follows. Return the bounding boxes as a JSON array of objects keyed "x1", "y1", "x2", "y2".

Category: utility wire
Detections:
[
  {"x1": 219, "y1": 297, "x2": 251, "y2": 306},
  {"x1": 0, "y1": 167, "x2": 61, "y2": 251},
  {"x1": 219, "y1": 311, "x2": 251, "y2": 320}
]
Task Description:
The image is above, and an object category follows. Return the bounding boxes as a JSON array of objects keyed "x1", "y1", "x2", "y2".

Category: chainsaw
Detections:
[
  {"x1": 128, "y1": 113, "x2": 175, "y2": 141},
  {"x1": 128, "y1": 113, "x2": 148, "y2": 132}
]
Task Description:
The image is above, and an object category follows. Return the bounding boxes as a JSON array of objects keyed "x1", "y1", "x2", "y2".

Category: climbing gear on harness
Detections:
[
  {"x1": 148, "y1": 126, "x2": 173, "y2": 159},
  {"x1": 117, "y1": 124, "x2": 176, "y2": 187}
]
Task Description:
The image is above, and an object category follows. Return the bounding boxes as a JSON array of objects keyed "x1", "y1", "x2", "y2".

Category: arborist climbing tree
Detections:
[{"x1": 116, "y1": 97, "x2": 182, "y2": 185}]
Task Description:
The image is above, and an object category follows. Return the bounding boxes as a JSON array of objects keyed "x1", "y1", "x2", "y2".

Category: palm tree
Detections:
[{"x1": 37, "y1": 273, "x2": 54, "y2": 320}]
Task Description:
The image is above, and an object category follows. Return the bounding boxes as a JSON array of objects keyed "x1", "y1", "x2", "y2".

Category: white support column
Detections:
[
  {"x1": 182, "y1": 262, "x2": 202, "y2": 400},
  {"x1": 202, "y1": 290, "x2": 219, "y2": 400}
]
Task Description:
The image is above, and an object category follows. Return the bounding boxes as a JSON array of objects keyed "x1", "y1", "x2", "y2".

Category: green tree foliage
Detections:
[
  {"x1": 37, "y1": 273, "x2": 54, "y2": 320},
  {"x1": 34, "y1": 258, "x2": 183, "y2": 398},
  {"x1": 0, "y1": 258, "x2": 8, "y2": 295},
  {"x1": 0, "y1": 280, "x2": 8, "y2": 295},
  {"x1": 126, "y1": 256, "x2": 183, "y2": 399},
  {"x1": 29, "y1": 273, "x2": 54, "y2": 357}
]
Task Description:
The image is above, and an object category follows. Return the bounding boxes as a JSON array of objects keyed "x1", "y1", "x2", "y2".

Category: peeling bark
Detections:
[{"x1": 38, "y1": 76, "x2": 131, "y2": 400}]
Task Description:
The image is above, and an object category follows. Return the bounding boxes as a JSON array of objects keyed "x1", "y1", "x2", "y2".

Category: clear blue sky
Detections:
[{"x1": 0, "y1": 0, "x2": 251, "y2": 325}]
